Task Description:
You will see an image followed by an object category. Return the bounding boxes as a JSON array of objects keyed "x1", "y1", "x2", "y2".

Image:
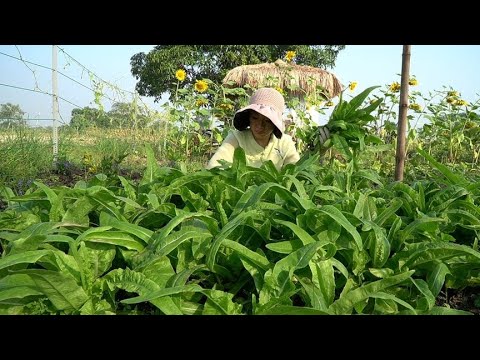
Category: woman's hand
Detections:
[{"x1": 318, "y1": 126, "x2": 330, "y2": 145}]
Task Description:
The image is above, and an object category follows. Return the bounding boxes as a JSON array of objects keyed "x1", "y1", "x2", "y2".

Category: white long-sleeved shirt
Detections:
[{"x1": 206, "y1": 129, "x2": 300, "y2": 171}]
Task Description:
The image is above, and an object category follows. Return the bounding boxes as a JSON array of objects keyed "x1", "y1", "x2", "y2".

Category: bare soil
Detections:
[{"x1": 436, "y1": 287, "x2": 480, "y2": 314}]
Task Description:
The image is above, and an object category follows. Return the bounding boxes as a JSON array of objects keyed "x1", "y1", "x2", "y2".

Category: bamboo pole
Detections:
[{"x1": 394, "y1": 45, "x2": 411, "y2": 181}]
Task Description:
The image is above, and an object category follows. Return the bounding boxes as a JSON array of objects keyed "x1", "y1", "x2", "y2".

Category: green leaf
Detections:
[
  {"x1": 354, "y1": 170, "x2": 384, "y2": 187},
  {"x1": 33, "y1": 181, "x2": 64, "y2": 222},
  {"x1": 423, "y1": 307, "x2": 473, "y2": 315},
  {"x1": 207, "y1": 210, "x2": 262, "y2": 272},
  {"x1": 403, "y1": 242, "x2": 480, "y2": 270},
  {"x1": 76, "y1": 242, "x2": 116, "y2": 283},
  {"x1": 106, "y1": 268, "x2": 182, "y2": 315},
  {"x1": 0, "y1": 250, "x2": 53, "y2": 271},
  {"x1": 258, "y1": 305, "x2": 329, "y2": 315},
  {"x1": 140, "y1": 143, "x2": 161, "y2": 186},
  {"x1": 410, "y1": 278, "x2": 435, "y2": 311},
  {"x1": 362, "y1": 97, "x2": 383, "y2": 114},
  {"x1": 417, "y1": 147, "x2": 468, "y2": 186},
  {"x1": 364, "y1": 220, "x2": 390, "y2": 268},
  {"x1": 149, "y1": 212, "x2": 217, "y2": 252},
  {"x1": 141, "y1": 257, "x2": 176, "y2": 289},
  {"x1": 331, "y1": 134, "x2": 352, "y2": 160},
  {"x1": 267, "y1": 242, "x2": 325, "y2": 300},
  {"x1": 427, "y1": 262, "x2": 450, "y2": 298},
  {"x1": 6, "y1": 222, "x2": 82, "y2": 255},
  {"x1": 369, "y1": 268, "x2": 394, "y2": 279},
  {"x1": 318, "y1": 205, "x2": 363, "y2": 250},
  {"x1": 313, "y1": 258, "x2": 335, "y2": 308},
  {"x1": 297, "y1": 276, "x2": 328, "y2": 310},
  {"x1": 222, "y1": 239, "x2": 271, "y2": 271},
  {"x1": 329, "y1": 270, "x2": 414, "y2": 314},
  {"x1": 374, "y1": 198, "x2": 403, "y2": 227},
  {"x1": 21, "y1": 269, "x2": 89, "y2": 312},
  {"x1": 153, "y1": 226, "x2": 212, "y2": 258},
  {"x1": 370, "y1": 291, "x2": 415, "y2": 313},
  {"x1": 167, "y1": 265, "x2": 206, "y2": 288},
  {"x1": 118, "y1": 175, "x2": 137, "y2": 200},
  {"x1": 265, "y1": 239, "x2": 304, "y2": 254},
  {"x1": 99, "y1": 212, "x2": 152, "y2": 244},
  {"x1": 202, "y1": 289, "x2": 243, "y2": 315},
  {"x1": 231, "y1": 182, "x2": 309, "y2": 218},
  {"x1": 274, "y1": 219, "x2": 318, "y2": 246},
  {"x1": 87, "y1": 187, "x2": 126, "y2": 221},
  {"x1": 121, "y1": 284, "x2": 203, "y2": 305},
  {"x1": 0, "y1": 274, "x2": 43, "y2": 302},
  {"x1": 398, "y1": 216, "x2": 445, "y2": 244},
  {"x1": 62, "y1": 196, "x2": 96, "y2": 226},
  {"x1": 82, "y1": 231, "x2": 145, "y2": 251},
  {"x1": 345, "y1": 86, "x2": 381, "y2": 116}
]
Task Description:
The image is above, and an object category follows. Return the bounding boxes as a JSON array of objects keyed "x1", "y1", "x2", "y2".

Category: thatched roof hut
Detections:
[{"x1": 222, "y1": 59, "x2": 343, "y2": 100}]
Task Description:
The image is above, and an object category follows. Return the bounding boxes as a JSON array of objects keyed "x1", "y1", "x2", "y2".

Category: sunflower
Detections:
[
  {"x1": 409, "y1": 103, "x2": 421, "y2": 111},
  {"x1": 175, "y1": 69, "x2": 186, "y2": 82},
  {"x1": 408, "y1": 78, "x2": 418, "y2": 86},
  {"x1": 389, "y1": 82, "x2": 401, "y2": 92},
  {"x1": 285, "y1": 51, "x2": 296, "y2": 62},
  {"x1": 455, "y1": 99, "x2": 468, "y2": 106},
  {"x1": 195, "y1": 98, "x2": 208, "y2": 107},
  {"x1": 194, "y1": 80, "x2": 208, "y2": 93}
]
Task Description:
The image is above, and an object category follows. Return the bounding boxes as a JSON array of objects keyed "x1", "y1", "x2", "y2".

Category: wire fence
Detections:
[
  {"x1": 0, "y1": 45, "x2": 164, "y2": 161},
  {"x1": 1, "y1": 46, "x2": 160, "y2": 120}
]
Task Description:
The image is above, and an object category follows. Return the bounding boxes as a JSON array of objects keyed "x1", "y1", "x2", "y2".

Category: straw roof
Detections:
[{"x1": 222, "y1": 59, "x2": 343, "y2": 100}]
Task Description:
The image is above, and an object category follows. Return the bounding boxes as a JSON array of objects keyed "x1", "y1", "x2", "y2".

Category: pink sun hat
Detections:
[{"x1": 233, "y1": 87, "x2": 285, "y2": 139}]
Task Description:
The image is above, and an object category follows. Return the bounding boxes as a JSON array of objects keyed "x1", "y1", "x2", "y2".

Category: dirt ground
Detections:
[{"x1": 436, "y1": 287, "x2": 480, "y2": 314}]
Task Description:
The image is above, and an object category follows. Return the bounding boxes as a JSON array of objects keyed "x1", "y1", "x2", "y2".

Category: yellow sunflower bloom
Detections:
[
  {"x1": 285, "y1": 51, "x2": 296, "y2": 62},
  {"x1": 195, "y1": 98, "x2": 208, "y2": 107},
  {"x1": 349, "y1": 81, "x2": 358, "y2": 91},
  {"x1": 447, "y1": 91, "x2": 459, "y2": 97},
  {"x1": 219, "y1": 103, "x2": 234, "y2": 111},
  {"x1": 455, "y1": 99, "x2": 468, "y2": 106},
  {"x1": 409, "y1": 103, "x2": 422, "y2": 111},
  {"x1": 275, "y1": 86, "x2": 285, "y2": 95},
  {"x1": 408, "y1": 78, "x2": 418, "y2": 86},
  {"x1": 175, "y1": 69, "x2": 186, "y2": 82},
  {"x1": 194, "y1": 80, "x2": 208, "y2": 93},
  {"x1": 389, "y1": 82, "x2": 401, "y2": 92},
  {"x1": 326, "y1": 101, "x2": 335, "y2": 107}
]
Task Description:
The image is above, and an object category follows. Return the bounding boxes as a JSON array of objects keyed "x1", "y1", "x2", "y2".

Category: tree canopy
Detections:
[
  {"x1": 130, "y1": 45, "x2": 345, "y2": 102},
  {"x1": 70, "y1": 102, "x2": 153, "y2": 130},
  {"x1": 0, "y1": 103, "x2": 26, "y2": 128}
]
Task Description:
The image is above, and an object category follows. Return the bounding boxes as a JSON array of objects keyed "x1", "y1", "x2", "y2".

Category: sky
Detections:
[{"x1": 0, "y1": 45, "x2": 479, "y2": 127}]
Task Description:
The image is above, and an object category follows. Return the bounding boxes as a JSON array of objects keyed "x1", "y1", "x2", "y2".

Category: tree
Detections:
[
  {"x1": 107, "y1": 102, "x2": 151, "y2": 128},
  {"x1": 130, "y1": 45, "x2": 345, "y2": 102},
  {"x1": 70, "y1": 107, "x2": 109, "y2": 130},
  {"x1": 70, "y1": 103, "x2": 153, "y2": 130},
  {"x1": 0, "y1": 103, "x2": 26, "y2": 129}
]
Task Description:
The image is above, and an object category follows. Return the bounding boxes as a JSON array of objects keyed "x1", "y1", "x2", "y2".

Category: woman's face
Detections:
[{"x1": 249, "y1": 111, "x2": 275, "y2": 139}]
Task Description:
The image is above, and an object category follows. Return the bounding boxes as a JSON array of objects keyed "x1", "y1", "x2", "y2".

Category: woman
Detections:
[{"x1": 206, "y1": 87, "x2": 300, "y2": 171}]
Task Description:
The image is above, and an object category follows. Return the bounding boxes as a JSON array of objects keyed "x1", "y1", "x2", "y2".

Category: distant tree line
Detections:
[
  {"x1": 0, "y1": 102, "x2": 159, "y2": 130},
  {"x1": 69, "y1": 102, "x2": 156, "y2": 130},
  {"x1": 0, "y1": 103, "x2": 26, "y2": 129}
]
